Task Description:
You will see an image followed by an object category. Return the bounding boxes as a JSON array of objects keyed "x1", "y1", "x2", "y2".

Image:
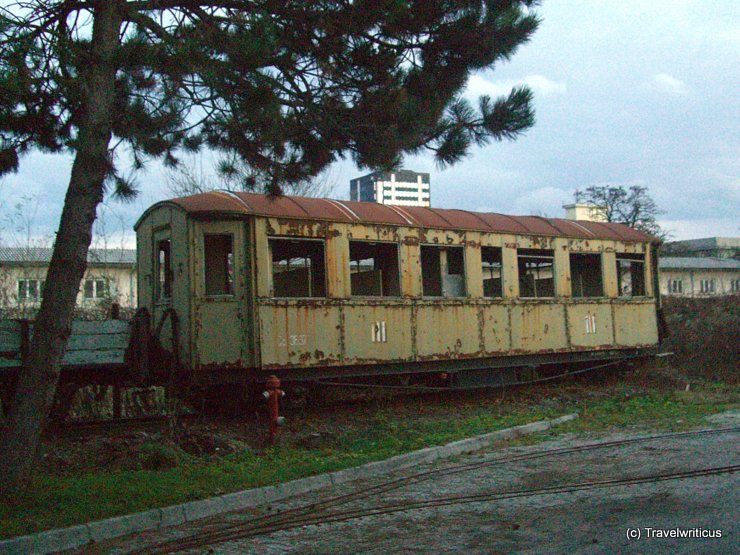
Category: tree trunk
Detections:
[{"x1": 0, "y1": 2, "x2": 122, "y2": 496}]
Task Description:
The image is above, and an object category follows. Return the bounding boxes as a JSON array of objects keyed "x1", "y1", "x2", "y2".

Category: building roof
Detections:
[
  {"x1": 138, "y1": 191, "x2": 657, "y2": 243},
  {"x1": 663, "y1": 237, "x2": 740, "y2": 252},
  {"x1": 658, "y1": 257, "x2": 740, "y2": 270},
  {"x1": 0, "y1": 247, "x2": 136, "y2": 266},
  {"x1": 355, "y1": 169, "x2": 430, "y2": 183}
]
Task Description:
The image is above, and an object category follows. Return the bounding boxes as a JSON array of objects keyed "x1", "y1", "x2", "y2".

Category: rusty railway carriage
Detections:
[{"x1": 135, "y1": 192, "x2": 662, "y2": 390}]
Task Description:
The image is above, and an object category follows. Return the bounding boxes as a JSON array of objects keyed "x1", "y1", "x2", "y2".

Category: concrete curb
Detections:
[{"x1": 0, "y1": 413, "x2": 577, "y2": 554}]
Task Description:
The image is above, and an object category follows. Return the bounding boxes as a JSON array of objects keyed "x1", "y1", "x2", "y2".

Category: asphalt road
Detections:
[{"x1": 98, "y1": 414, "x2": 739, "y2": 555}]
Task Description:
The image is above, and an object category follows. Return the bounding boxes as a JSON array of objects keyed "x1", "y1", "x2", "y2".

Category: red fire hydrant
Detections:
[{"x1": 262, "y1": 375, "x2": 285, "y2": 443}]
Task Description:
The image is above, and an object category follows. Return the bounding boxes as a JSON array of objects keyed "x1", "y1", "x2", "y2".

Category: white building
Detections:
[
  {"x1": 662, "y1": 237, "x2": 739, "y2": 260},
  {"x1": 659, "y1": 257, "x2": 740, "y2": 297},
  {"x1": 562, "y1": 202, "x2": 607, "y2": 222},
  {"x1": 350, "y1": 170, "x2": 431, "y2": 207},
  {"x1": 0, "y1": 247, "x2": 137, "y2": 316},
  {"x1": 658, "y1": 237, "x2": 740, "y2": 297}
]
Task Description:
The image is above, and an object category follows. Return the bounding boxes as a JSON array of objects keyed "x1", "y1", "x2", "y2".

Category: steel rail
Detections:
[
  {"x1": 133, "y1": 426, "x2": 740, "y2": 554},
  {"x1": 314, "y1": 358, "x2": 631, "y2": 392},
  {"x1": 198, "y1": 465, "x2": 740, "y2": 547}
]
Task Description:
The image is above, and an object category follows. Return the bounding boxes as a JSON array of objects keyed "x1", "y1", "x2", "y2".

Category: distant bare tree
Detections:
[
  {"x1": 167, "y1": 154, "x2": 338, "y2": 199},
  {"x1": 575, "y1": 185, "x2": 669, "y2": 239},
  {"x1": 0, "y1": 195, "x2": 131, "y2": 319},
  {"x1": 1, "y1": 195, "x2": 50, "y2": 250},
  {"x1": 0, "y1": 195, "x2": 53, "y2": 318}
]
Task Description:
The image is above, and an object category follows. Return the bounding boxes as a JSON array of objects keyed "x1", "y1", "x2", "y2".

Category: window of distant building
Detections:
[
  {"x1": 668, "y1": 279, "x2": 682, "y2": 294},
  {"x1": 700, "y1": 279, "x2": 715, "y2": 294},
  {"x1": 18, "y1": 278, "x2": 44, "y2": 302},
  {"x1": 83, "y1": 278, "x2": 109, "y2": 300},
  {"x1": 731, "y1": 279, "x2": 740, "y2": 293}
]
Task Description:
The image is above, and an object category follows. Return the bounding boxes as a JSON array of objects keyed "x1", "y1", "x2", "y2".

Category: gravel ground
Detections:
[{"x1": 92, "y1": 412, "x2": 739, "y2": 555}]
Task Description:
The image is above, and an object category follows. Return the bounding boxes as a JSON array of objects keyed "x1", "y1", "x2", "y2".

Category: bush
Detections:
[
  {"x1": 661, "y1": 297, "x2": 739, "y2": 382},
  {"x1": 135, "y1": 441, "x2": 187, "y2": 471}
]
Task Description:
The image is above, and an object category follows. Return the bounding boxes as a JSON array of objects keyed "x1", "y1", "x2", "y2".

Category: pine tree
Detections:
[{"x1": 0, "y1": 0, "x2": 539, "y2": 493}]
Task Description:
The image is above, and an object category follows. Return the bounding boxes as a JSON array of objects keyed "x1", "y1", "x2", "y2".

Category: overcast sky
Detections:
[{"x1": 1, "y1": 0, "x2": 738, "y2": 247}]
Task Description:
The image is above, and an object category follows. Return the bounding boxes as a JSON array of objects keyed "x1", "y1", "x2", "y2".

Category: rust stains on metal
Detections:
[
  {"x1": 346, "y1": 202, "x2": 414, "y2": 226},
  {"x1": 157, "y1": 191, "x2": 657, "y2": 242},
  {"x1": 164, "y1": 191, "x2": 248, "y2": 217}
]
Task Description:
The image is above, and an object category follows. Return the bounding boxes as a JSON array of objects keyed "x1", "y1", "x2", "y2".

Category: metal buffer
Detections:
[{"x1": 262, "y1": 375, "x2": 285, "y2": 443}]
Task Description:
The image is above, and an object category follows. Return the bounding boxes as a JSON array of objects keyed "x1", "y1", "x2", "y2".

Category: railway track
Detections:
[
  {"x1": 45, "y1": 358, "x2": 635, "y2": 433},
  {"x1": 131, "y1": 426, "x2": 740, "y2": 554}
]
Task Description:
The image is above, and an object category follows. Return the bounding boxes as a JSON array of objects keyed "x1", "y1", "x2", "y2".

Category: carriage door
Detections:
[{"x1": 193, "y1": 221, "x2": 247, "y2": 369}]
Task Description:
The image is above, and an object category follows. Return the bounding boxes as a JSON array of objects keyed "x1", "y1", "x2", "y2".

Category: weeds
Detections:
[{"x1": 1, "y1": 372, "x2": 736, "y2": 539}]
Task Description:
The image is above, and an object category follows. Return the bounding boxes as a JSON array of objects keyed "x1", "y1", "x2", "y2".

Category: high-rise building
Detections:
[{"x1": 350, "y1": 170, "x2": 430, "y2": 207}]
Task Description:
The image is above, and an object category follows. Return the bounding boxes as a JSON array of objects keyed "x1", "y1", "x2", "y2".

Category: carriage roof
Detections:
[{"x1": 136, "y1": 191, "x2": 656, "y2": 243}]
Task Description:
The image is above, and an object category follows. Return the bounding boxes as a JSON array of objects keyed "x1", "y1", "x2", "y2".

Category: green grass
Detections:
[
  {"x1": 0, "y1": 384, "x2": 736, "y2": 540},
  {"x1": 559, "y1": 389, "x2": 737, "y2": 434}
]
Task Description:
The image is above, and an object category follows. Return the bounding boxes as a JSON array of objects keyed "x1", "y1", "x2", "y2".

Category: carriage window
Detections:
[
  {"x1": 570, "y1": 253, "x2": 603, "y2": 298},
  {"x1": 518, "y1": 249, "x2": 554, "y2": 298},
  {"x1": 421, "y1": 245, "x2": 466, "y2": 297},
  {"x1": 481, "y1": 247, "x2": 503, "y2": 298},
  {"x1": 616, "y1": 253, "x2": 646, "y2": 297},
  {"x1": 157, "y1": 239, "x2": 172, "y2": 300},
  {"x1": 204, "y1": 234, "x2": 234, "y2": 296},
  {"x1": 270, "y1": 238, "x2": 326, "y2": 297},
  {"x1": 349, "y1": 241, "x2": 400, "y2": 297}
]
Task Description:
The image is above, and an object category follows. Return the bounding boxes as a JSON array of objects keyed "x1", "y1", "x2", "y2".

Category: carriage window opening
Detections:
[
  {"x1": 481, "y1": 247, "x2": 503, "y2": 298},
  {"x1": 616, "y1": 253, "x2": 646, "y2": 297},
  {"x1": 270, "y1": 238, "x2": 326, "y2": 297},
  {"x1": 157, "y1": 240, "x2": 172, "y2": 300},
  {"x1": 518, "y1": 249, "x2": 554, "y2": 298},
  {"x1": 204, "y1": 234, "x2": 234, "y2": 296},
  {"x1": 349, "y1": 241, "x2": 400, "y2": 297},
  {"x1": 421, "y1": 245, "x2": 466, "y2": 297},
  {"x1": 570, "y1": 253, "x2": 603, "y2": 298}
]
